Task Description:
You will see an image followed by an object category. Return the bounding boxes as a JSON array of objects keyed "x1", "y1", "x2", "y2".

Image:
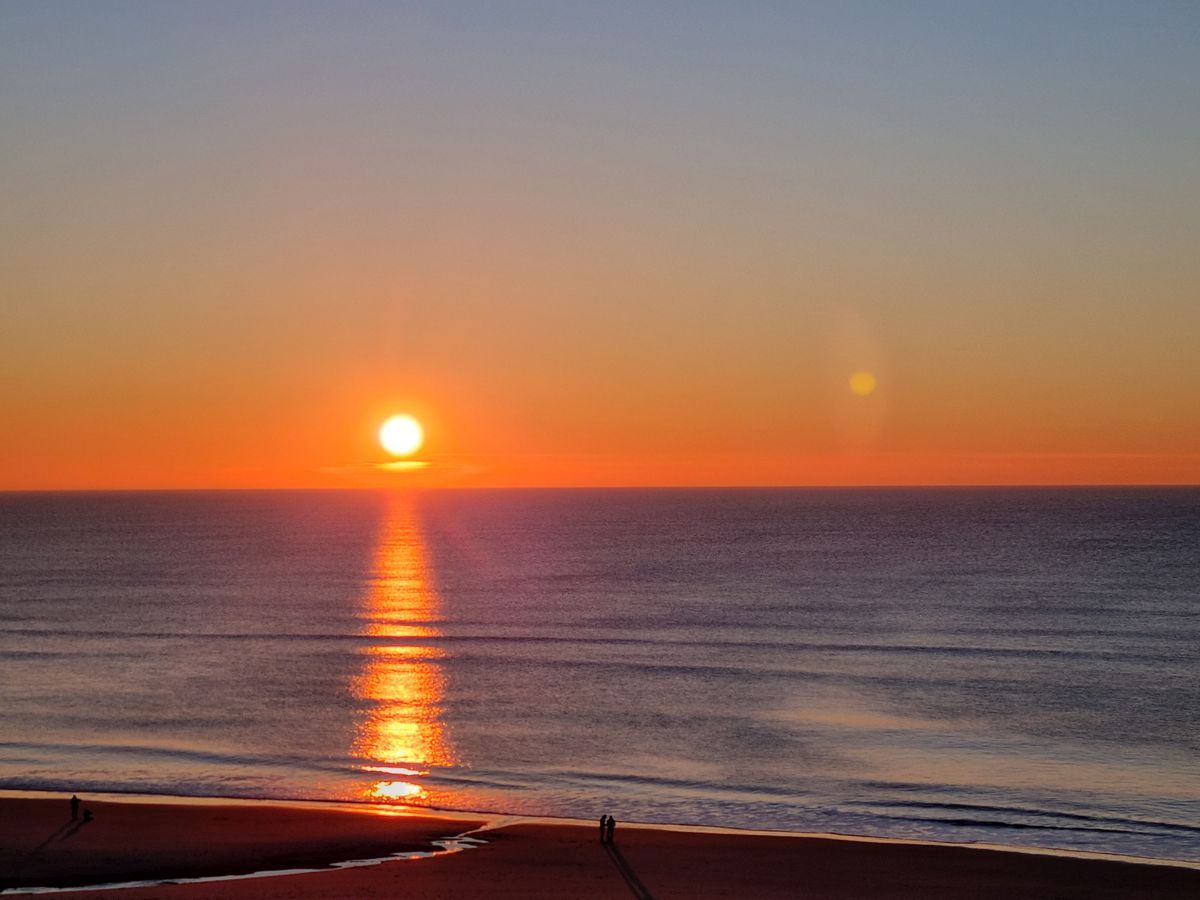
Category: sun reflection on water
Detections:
[{"x1": 353, "y1": 496, "x2": 455, "y2": 803}]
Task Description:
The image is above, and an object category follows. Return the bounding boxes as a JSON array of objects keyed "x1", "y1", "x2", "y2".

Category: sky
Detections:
[{"x1": 2, "y1": 2, "x2": 1198, "y2": 489}]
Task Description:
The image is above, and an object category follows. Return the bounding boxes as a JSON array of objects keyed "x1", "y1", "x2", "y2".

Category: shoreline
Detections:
[
  {"x1": 3, "y1": 792, "x2": 1200, "y2": 898},
  {"x1": 2, "y1": 792, "x2": 1200, "y2": 878},
  {"x1": 3, "y1": 788, "x2": 1198, "y2": 873},
  {"x1": 0, "y1": 794, "x2": 483, "y2": 894},
  {"x1": 3, "y1": 787, "x2": 1199, "y2": 874}
]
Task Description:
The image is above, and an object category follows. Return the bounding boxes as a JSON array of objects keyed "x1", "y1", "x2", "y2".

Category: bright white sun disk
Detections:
[{"x1": 379, "y1": 415, "x2": 424, "y2": 457}]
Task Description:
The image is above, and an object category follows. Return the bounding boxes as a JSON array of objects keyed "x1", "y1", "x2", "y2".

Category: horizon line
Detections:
[{"x1": 2, "y1": 482, "x2": 1198, "y2": 494}]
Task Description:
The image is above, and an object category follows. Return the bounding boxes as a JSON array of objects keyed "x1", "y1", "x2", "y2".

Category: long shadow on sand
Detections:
[
  {"x1": 28, "y1": 818, "x2": 91, "y2": 855},
  {"x1": 605, "y1": 842, "x2": 655, "y2": 900},
  {"x1": 60, "y1": 819, "x2": 92, "y2": 841},
  {"x1": 7, "y1": 819, "x2": 90, "y2": 886}
]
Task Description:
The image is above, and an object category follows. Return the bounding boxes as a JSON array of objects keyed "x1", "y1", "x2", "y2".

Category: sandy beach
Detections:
[{"x1": 2, "y1": 795, "x2": 1199, "y2": 898}]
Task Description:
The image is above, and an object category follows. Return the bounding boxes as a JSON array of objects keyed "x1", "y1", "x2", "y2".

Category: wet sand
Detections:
[{"x1": 2, "y1": 796, "x2": 1198, "y2": 898}]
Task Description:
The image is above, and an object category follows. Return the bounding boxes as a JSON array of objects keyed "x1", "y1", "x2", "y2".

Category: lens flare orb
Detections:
[{"x1": 849, "y1": 371, "x2": 877, "y2": 397}]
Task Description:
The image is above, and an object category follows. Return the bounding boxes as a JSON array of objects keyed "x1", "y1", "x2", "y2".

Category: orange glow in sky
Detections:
[{"x1": 2, "y1": 7, "x2": 1197, "y2": 489}]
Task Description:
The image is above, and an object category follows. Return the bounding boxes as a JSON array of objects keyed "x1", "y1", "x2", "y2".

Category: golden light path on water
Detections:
[{"x1": 353, "y1": 495, "x2": 455, "y2": 803}]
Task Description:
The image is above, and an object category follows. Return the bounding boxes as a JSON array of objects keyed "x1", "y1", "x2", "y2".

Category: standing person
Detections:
[
  {"x1": 70, "y1": 794, "x2": 80, "y2": 820},
  {"x1": 599, "y1": 814, "x2": 608, "y2": 843},
  {"x1": 606, "y1": 815, "x2": 616, "y2": 844}
]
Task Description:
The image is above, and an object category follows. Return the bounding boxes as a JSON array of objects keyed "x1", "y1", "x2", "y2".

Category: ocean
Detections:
[{"x1": 1, "y1": 488, "x2": 1197, "y2": 862}]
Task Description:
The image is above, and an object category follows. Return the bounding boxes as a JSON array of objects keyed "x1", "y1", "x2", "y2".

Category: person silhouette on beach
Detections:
[
  {"x1": 599, "y1": 814, "x2": 609, "y2": 843},
  {"x1": 70, "y1": 794, "x2": 80, "y2": 820},
  {"x1": 606, "y1": 815, "x2": 616, "y2": 844}
]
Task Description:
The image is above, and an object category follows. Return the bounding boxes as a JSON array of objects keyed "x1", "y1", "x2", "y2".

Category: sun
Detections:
[{"x1": 379, "y1": 414, "x2": 424, "y2": 457}]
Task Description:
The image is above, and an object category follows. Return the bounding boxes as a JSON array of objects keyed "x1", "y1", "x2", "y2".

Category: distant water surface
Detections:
[{"x1": 0, "y1": 488, "x2": 1197, "y2": 861}]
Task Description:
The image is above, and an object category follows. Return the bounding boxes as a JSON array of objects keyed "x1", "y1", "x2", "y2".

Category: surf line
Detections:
[{"x1": 1, "y1": 832, "x2": 488, "y2": 895}]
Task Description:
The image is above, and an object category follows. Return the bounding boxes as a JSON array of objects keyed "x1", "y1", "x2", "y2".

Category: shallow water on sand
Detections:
[{"x1": 1, "y1": 488, "x2": 1197, "y2": 860}]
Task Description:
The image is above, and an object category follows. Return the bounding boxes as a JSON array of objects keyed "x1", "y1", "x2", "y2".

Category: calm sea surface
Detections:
[{"x1": 0, "y1": 488, "x2": 1197, "y2": 861}]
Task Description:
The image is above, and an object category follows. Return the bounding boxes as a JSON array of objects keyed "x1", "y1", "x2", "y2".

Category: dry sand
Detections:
[{"x1": 2, "y1": 796, "x2": 1198, "y2": 898}]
